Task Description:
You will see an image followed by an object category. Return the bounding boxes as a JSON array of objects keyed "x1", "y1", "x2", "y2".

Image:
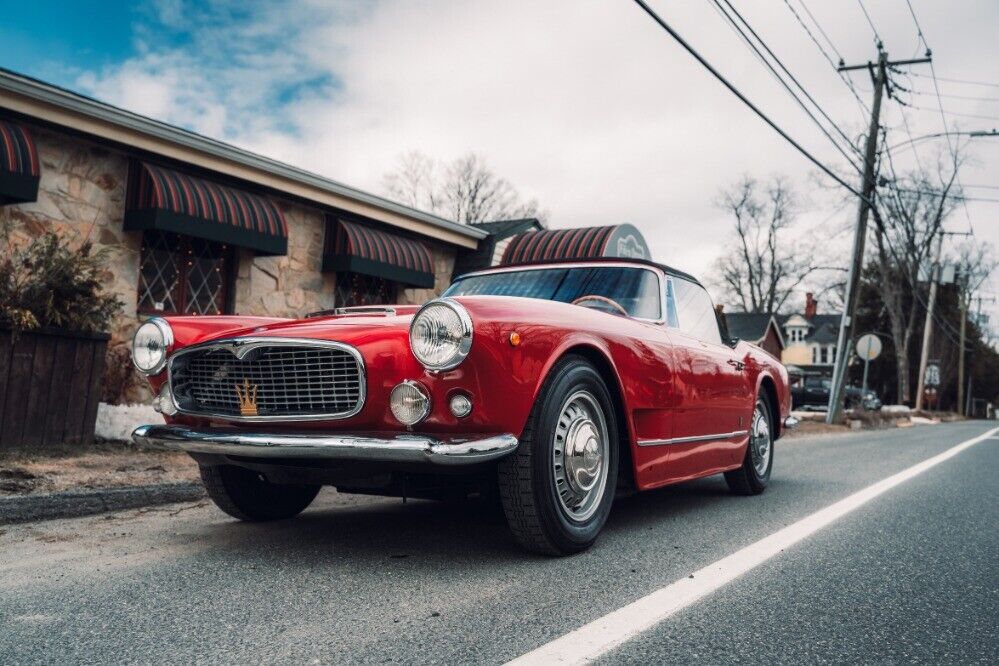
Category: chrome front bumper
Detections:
[{"x1": 132, "y1": 424, "x2": 518, "y2": 466}]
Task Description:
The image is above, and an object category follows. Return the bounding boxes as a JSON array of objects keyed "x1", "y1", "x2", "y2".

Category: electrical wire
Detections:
[
  {"x1": 907, "y1": 71, "x2": 999, "y2": 89},
  {"x1": 907, "y1": 105, "x2": 999, "y2": 123},
  {"x1": 783, "y1": 0, "x2": 870, "y2": 119},
  {"x1": 856, "y1": 0, "x2": 883, "y2": 47},
  {"x1": 708, "y1": 0, "x2": 863, "y2": 172},
  {"x1": 630, "y1": 0, "x2": 867, "y2": 200}
]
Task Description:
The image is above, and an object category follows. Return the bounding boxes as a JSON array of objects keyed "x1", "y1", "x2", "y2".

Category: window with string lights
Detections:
[
  {"x1": 334, "y1": 272, "x2": 398, "y2": 308},
  {"x1": 137, "y1": 230, "x2": 234, "y2": 315}
]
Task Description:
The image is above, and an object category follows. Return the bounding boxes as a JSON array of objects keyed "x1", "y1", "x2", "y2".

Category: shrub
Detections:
[{"x1": 0, "y1": 218, "x2": 122, "y2": 334}]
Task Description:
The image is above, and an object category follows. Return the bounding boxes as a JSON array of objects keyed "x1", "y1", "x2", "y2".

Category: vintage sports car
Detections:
[{"x1": 132, "y1": 258, "x2": 795, "y2": 555}]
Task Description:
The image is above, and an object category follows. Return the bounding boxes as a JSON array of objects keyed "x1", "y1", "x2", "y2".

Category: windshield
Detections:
[{"x1": 444, "y1": 266, "x2": 662, "y2": 319}]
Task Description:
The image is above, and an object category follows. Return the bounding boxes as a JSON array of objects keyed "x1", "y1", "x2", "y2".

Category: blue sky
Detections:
[
  {"x1": 1, "y1": 1, "x2": 996, "y2": 315},
  {"x1": 0, "y1": 2, "x2": 142, "y2": 82}
]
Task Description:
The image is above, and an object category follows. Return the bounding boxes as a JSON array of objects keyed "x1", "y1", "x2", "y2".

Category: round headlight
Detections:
[
  {"x1": 409, "y1": 299, "x2": 473, "y2": 371},
  {"x1": 390, "y1": 380, "x2": 431, "y2": 426},
  {"x1": 132, "y1": 318, "x2": 173, "y2": 375}
]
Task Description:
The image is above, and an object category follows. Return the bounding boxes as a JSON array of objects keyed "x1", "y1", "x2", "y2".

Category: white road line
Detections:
[{"x1": 508, "y1": 426, "x2": 999, "y2": 665}]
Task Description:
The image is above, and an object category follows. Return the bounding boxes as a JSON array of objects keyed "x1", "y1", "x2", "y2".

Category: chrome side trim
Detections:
[
  {"x1": 636, "y1": 429, "x2": 750, "y2": 447},
  {"x1": 132, "y1": 425, "x2": 518, "y2": 466},
  {"x1": 166, "y1": 337, "x2": 366, "y2": 423}
]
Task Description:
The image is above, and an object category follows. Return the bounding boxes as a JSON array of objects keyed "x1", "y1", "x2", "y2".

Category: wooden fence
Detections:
[{"x1": 0, "y1": 328, "x2": 109, "y2": 450}]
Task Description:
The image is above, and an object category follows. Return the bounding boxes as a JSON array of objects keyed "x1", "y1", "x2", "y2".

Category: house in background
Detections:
[
  {"x1": 451, "y1": 218, "x2": 544, "y2": 280},
  {"x1": 720, "y1": 312, "x2": 785, "y2": 359},
  {"x1": 777, "y1": 293, "x2": 842, "y2": 378}
]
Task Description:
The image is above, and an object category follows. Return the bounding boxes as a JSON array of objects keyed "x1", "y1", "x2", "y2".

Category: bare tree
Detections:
[
  {"x1": 383, "y1": 151, "x2": 544, "y2": 224},
  {"x1": 714, "y1": 176, "x2": 835, "y2": 314},
  {"x1": 869, "y1": 151, "x2": 962, "y2": 405}
]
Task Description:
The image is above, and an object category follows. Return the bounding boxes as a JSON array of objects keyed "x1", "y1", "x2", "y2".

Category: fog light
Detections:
[
  {"x1": 449, "y1": 393, "x2": 473, "y2": 418},
  {"x1": 391, "y1": 380, "x2": 431, "y2": 426},
  {"x1": 153, "y1": 383, "x2": 178, "y2": 416}
]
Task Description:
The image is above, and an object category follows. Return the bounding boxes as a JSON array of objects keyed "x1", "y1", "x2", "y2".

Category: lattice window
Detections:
[
  {"x1": 137, "y1": 231, "x2": 233, "y2": 315},
  {"x1": 335, "y1": 272, "x2": 397, "y2": 308}
]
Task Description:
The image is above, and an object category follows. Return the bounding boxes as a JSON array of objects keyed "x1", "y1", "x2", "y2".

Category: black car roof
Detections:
[{"x1": 455, "y1": 257, "x2": 705, "y2": 288}]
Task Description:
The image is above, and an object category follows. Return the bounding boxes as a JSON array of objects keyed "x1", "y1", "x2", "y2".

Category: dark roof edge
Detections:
[{"x1": 0, "y1": 67, "x2": 485, "y2": 241}]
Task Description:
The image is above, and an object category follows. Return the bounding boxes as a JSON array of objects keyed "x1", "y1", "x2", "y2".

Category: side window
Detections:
[
  {"x1": 664, "y1": 278, "x2": 679, "y2": 327},
  {"x1": 672, "y1": 277, "x2": 722, "y2": 344}
]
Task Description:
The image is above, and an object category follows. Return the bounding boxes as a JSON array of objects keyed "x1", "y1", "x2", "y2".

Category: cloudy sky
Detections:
[{"x1": 2, "y1": 0, "x2": 997, "y2": 324}]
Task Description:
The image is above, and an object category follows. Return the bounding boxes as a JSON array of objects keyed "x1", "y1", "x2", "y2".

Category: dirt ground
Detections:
[{"x1": 0, "y1": 442, "x2": 199, "y2": 496}]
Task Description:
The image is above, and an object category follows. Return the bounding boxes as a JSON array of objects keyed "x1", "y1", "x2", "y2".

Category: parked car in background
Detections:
[
  {"x1": 132, "y1": 258, "x2": 795, "y2": 555},
  {"x1": 791, "y1": 376, "x2": 882, "y2": 411}
]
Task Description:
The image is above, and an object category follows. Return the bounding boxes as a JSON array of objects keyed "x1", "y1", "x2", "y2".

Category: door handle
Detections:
[{"x1": 727, "y1": 359, "x2": 745, "y2": 371}]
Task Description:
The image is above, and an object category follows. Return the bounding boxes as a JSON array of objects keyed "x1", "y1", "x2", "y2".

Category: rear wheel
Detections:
[
  {"x1": 724, "y1": 395, "x2": 774, "y2": 495},
  {"x1": 498, "y1": 356, "x2": 618, "y2": 556},
  {"x1": 200, "y1": 464, "x2": 321, "y2": 521}
]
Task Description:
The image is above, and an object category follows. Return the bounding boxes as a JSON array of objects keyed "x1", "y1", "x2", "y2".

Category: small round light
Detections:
[
  {"x1": 132, "y1": 318, "x2": 173, "y2": 375},
  {"x1": 449, "y1": 393, "x2": 473, "y2": 418},
  {"x1": 509, "y1": 331, "x2": 522, "y2": 347},
  {"x1": 153, "y1": 382, "x2": 178, "y2": 416},
  {"x1": 409, "y1": 299, "x2": 473, "y2": 371},
  {"x1": 390, "y1": 380, "x2": 431, "y2": 426}
]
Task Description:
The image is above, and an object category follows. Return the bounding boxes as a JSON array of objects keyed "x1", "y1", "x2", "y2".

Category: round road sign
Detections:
[{"x1": 856, "y1": 334, "x2": 882, "y2": 361}]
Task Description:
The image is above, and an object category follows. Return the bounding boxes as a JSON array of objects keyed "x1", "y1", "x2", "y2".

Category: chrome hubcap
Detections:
[
  {"x1": 750, "y1": 405, "x2": 771, "y2": 476},
  {"x1": 552, "y1": 391, "x2": 609, "y2": 523}
]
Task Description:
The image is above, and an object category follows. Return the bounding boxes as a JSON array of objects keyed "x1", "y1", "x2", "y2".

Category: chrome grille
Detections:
[{"x1": 169, "y1": 340, "x2": 364, "y2": 420}]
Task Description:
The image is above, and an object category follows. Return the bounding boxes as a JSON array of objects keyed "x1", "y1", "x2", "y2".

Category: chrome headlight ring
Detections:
[
  {"x1": 131, "y1": 317, "x2": 174, "y2": 375},
  {"x1": 409, "y1": 298, "x2": 473, "y2": 371}
]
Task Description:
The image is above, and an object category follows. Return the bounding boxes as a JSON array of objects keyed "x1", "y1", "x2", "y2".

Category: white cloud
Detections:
[{"x1": 74, "y1": 0, "x2": 999, "y2": 313}]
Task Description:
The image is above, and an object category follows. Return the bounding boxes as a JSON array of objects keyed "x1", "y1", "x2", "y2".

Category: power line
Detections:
[
  {"x1": 888, "y1": 187, "x2": 999, "y2": 204},
  {"x1": 782, "y1": 0, "x2": 870, "y2": 118},
  {"x1": 908, "y1": 105, "x2": 999, "y2": 123},
  {"x1": 907, "y1": 71, "x2": 999, "y2": 89},
  {"x1": 708, "y1": 0, "x2": 863, "y2": 171},
  {"x1": 908, "y1": 89, "x2": 999, "y2": 103},
  {"x1": 855, "y1": 0, "x2": 883, "y2": 46},
  {"x1": 630, "y1": 0, "x2": 865, "y2": 198}
]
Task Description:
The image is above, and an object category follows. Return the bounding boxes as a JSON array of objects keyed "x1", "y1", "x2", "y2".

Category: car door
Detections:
[{"x1": 662, "y1": 277, "x2": 751, "y2": 481}]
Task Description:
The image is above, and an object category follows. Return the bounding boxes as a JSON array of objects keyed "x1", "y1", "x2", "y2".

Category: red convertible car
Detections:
[{"x1": 132, "y1": 258, "x2": 794, "y2": 555}]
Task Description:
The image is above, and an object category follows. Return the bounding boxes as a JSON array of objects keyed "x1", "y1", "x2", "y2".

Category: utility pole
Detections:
[
  {"x1": 957, "y1": 274, "x2": 968, "y2": 415},
  {"x1": 826, "y1": 50, "x2": 931, "y2": 424},
  {"x1": 914, "y1": 230, "x2": 972, "y2": 412},
  {"x1": 914, "y1": 232, "x2": 944, "y2": 412}
]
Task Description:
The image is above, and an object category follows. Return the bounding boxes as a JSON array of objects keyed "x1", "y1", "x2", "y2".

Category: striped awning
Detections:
[
  {"x1": 323, "y1": 218, "x2": 435, "y2": 288},
  {"x1": 500, "y1": 224, "x2": 650, "y2": 265},
  {"x1": 0, "y1": 121, "x2": 40, "y2": 205},
  {"x1": 124, "y1": 162, "x2": 287, "y2": 255}
]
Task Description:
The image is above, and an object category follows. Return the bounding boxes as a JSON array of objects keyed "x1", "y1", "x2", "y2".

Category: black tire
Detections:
[
  {"x1": 200, "y1": 464, "x2": 321, "y2": 521},
  {"x1": 725, "y1": 393, "x2": 774, "y2": 495},
  {"x1": 498, "y1": 356, "x2": 619, "y2": 556}
]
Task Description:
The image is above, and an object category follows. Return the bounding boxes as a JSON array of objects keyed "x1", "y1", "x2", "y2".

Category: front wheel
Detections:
[
  {"x1": 724, "y1": 396, "x2": 774, "y2": 495},
  {"x1": 498, "y1": 356, "x2": 619, "y2": 556},
  {"x1": 200, "y1": 464, "x2": 321, "y2": 521}
]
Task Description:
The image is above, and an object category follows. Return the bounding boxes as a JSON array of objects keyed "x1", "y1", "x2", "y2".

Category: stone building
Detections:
[{"x1": 0, "y1": 69, "x2": 485, "y2": 359}]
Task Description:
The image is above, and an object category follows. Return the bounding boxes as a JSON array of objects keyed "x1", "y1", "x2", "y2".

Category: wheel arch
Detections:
[
  {"x1": 541, "y1": 342, "x2": 637, "y2": 493},
  {"x1": 756, "y1": 373, "x2": 781, "y2": 439}
]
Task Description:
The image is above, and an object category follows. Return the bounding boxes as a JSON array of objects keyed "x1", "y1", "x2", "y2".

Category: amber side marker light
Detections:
[{"x1": 509, "y1": 331, "x2": 522, "y2": 347}]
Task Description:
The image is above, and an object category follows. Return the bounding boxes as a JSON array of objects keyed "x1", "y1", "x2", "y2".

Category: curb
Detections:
[{"x1": 0, "y1": 482, "x2": 206, "y2": 525}]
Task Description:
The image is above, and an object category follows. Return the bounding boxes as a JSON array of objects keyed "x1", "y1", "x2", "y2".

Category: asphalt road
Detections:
[{"x1": 1, "y1": 422, "x2": 996, "y2": 664}]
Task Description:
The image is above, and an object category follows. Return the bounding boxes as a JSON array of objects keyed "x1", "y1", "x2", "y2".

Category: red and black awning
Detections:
[
  {"x1": 0, "y1": 121, "x2": 40, "y2": 205},
  {"x1": 124, "y1": 162, "x2": 288, "y2": 255},
  {"x1": 323, "y1": 218, "x2": 435, "y2": 288},
  {"x1": 499, "y1": 224, "x2": 650, "y2": 265}
]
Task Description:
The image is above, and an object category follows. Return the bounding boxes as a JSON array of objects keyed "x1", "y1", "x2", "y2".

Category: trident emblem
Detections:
[{"x1": 235, "y1": 378, "x2": 259, "y2": 416}]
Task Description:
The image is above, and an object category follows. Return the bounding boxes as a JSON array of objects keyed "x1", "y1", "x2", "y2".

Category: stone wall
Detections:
[
  {"x1": 232, "y1": 202, "x2": 335, "y2": 317},
  {"x1": 0, "y1": 127, "x2": 138, "y2": 342}
]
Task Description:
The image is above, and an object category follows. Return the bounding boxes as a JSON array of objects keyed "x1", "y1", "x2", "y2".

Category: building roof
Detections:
[
  {"x1": 808, "y1": 322, "x2": 840, "y2": 345},
  {"x1": 724, "y1": 313, "x2": 778, "y2": 343},
  {"x1": 469, "y1": 218, "x2": 544, "y2": 236},
  {"x1": 0, "y1": 67, "x2": 485, "y2": 248}
]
